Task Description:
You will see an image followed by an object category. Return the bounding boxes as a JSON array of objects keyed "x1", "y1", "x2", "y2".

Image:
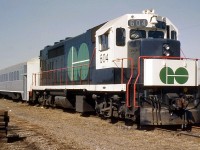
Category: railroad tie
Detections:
[{"x1": 0, "y1": 110, "x2": 9, "y2": 139}]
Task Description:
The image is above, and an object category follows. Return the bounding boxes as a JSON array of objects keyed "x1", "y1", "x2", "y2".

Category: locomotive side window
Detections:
[
  {"x1": 116, "y1": 28, "x2": 125, "y2": 46},
  {"x1": 48, "y1": 46, "x2": 64, "y2": 59},
  {"x1": 171, "y1": 31, "x2": 177, "y2": 40},
  {"x1": 48, "y1": 62, "x2": 54, "y2": 70},
  {"x1": 148, "y1": 31, "x2": 164, "y2": 38},
  {"x1": 130, "y1": 30, "x2": 146, "y2": 40},
  {"x1": 52, "y1": 62, "x2": 54, "y2": 69},
  {"x1": 99, "y1": 33, "x2": 109, "y2": 51}
]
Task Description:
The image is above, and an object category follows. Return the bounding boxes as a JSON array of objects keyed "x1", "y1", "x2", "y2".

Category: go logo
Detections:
[
  {"x1": 67, "y1": 43, "x2": 89, "y2": 81},
  {"x1": 159, "y1": 67, "x2": 189, "y2": 84}
]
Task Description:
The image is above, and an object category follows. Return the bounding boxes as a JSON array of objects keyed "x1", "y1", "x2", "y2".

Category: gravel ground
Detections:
[{"x1": 0, "y1": 99, "x2": 200, "y2": 150}]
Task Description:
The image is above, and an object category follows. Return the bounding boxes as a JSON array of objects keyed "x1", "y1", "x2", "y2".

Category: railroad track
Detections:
[
  {"x1": 178, "y1": 125, "x2": 200, "y2": 138},
  {"x1": 153, "y1": 125, "x2": 200, "y2": 138},
  {"x1": 1, "y1": 99, "x2": 200, "y2": 149}
]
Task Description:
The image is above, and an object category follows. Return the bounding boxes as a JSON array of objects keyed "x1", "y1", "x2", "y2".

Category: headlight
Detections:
[
  {"x1": 163, "y1": 50, "x2": 170, "y2": 56},
  {"x1": 163, "y1": 44, "x2": 170, "y2": 50},
  {"x1": 163, "y1": 44, "x2": 171, "y2": 56}
]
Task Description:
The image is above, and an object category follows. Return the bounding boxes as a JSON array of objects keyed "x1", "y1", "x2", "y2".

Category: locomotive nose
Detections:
[{"x1": 128, "y1": 39, "x2": 180, "y2": 57}]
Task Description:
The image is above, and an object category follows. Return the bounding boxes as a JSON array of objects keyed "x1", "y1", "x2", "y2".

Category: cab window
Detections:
[
  {"x1": 116, "y1": 28, "x2": 126, "y2": 46},
  {"x1": 99, "y1": 33, "x2": 109, "y2": 50},
  {"x1": 171, "y1": 31, "x2": 177, "y2": 40},
  {"x1": 130, "y1": 30, "x2": 146, "y2": 40},
  {"x1": 148, "y1": 31, "x2": 164, "y2": 38}
]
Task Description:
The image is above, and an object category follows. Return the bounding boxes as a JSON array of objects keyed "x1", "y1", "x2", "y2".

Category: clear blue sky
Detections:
[{"x1": 0, "y1": 0, "x2": 199, "y2": 69}]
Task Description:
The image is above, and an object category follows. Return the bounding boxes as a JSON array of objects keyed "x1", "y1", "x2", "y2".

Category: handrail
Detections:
[
  {"x1": 32, "y1": 54, "x2": 200, "y2": 109},
  {"x1": 33, "y1": 48, "x2": 96, "y2": 86},
  {"x1": 41, "y1": 64, "x2": 90, "y2": 85},
  {"x1": 113, "y1": 57, "x2": 134, "y2": 107},
  {"x1": 126, "y1": 58, "x2": 134, "y2": 107}
]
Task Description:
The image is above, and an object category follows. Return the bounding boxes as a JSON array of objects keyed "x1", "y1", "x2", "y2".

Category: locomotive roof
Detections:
[{"x1": 96, "y1": 10, "x2": 178, "y2": 36}]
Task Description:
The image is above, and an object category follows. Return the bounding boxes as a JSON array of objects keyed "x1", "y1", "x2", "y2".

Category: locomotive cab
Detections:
[{"x1": 96, "y1": 9, "x2": 179, "y2": 70}]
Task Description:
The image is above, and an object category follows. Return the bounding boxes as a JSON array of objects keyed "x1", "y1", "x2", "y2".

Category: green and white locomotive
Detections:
[{"x1": 0, "y1": 9, "x2": 199, "y2": 126}]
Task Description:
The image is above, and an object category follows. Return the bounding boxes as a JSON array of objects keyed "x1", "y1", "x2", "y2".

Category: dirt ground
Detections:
[{"x1": 0, "y1": 99, "x2": 200, "y2": 150}]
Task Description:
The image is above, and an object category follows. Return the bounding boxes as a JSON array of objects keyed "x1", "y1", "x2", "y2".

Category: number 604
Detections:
[{"x1": 100, "y1": 54, "x2": 108, "y2": 63}]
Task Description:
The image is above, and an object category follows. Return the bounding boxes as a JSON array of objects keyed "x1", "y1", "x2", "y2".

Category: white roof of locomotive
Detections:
[{"x1": 96, "y1": 10, "x2": 178, "y2": 36}]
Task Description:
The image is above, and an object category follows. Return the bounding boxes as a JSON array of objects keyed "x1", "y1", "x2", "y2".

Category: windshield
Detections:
[
  {"x1": 148, "y1": 31, "x2": 164, "y2": 38},
  {"x1": 130, "y1": 30, "x2": 164, "y2": 40},
  {"x1": 130, "y1": 30, "x2": 146, "y2": 40}
]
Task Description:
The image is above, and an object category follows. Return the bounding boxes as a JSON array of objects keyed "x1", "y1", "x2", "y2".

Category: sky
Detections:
[{"x1": 0, "y1": 0, "x2": 200, "y2": 69}]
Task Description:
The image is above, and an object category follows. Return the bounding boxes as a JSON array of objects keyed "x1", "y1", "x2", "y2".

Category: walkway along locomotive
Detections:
[{"x1": 1, "y1": 9, "x2": 200, "y2": 126}]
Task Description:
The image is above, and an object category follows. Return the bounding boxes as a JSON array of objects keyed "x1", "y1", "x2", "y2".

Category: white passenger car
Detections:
[{"x1": 0, "y1": 57, "x2": 40, "y2": 101}]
